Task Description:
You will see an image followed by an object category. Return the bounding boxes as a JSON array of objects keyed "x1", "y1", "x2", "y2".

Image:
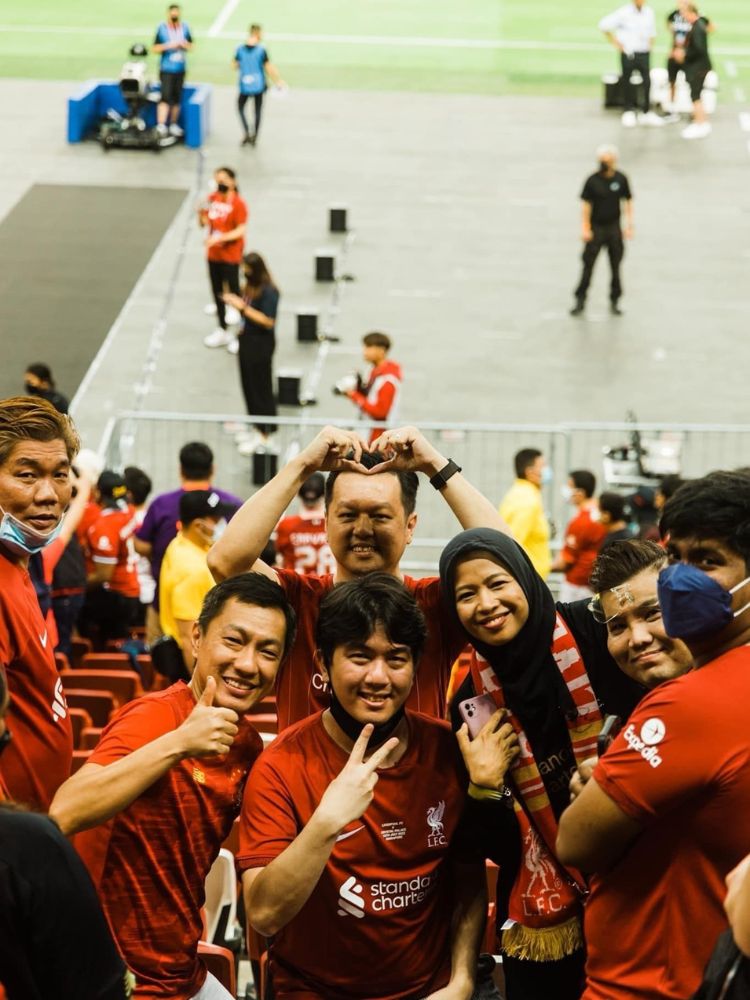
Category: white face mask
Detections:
[
  {"x1": 212, "y1": 518, "x2": 227, "y2": 543},
  {"x1": 0, "y1": 505, "x2": 63, "y2": 557},
  {"x1": 561, "y1": 485, "x2": 574, "y2": 502}
]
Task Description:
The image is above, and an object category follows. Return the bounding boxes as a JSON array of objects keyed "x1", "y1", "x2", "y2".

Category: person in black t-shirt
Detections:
[
  {"x1": 681, "y1": 4, "x2": 713, "y2": 139},
  {"x1": 222, "y1": 250, "x2": 280, "y2": 455},
  {"x1": 570, "y1": 145, "x2": 633, "y2": 317},
  {"x1": 22, "y1": 363, "x2": 69, "y2": 415},
  {"x1": 666, "y1": 1, "x2": 692, "y2": 105}
]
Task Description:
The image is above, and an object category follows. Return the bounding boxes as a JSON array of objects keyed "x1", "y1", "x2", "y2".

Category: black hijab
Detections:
[{"x1": 439, "y1": 528, "x2": 576, "y2": 738}]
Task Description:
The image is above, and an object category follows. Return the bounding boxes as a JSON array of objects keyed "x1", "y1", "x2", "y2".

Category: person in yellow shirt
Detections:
[
  {"x1": 499, "y1": 448, "x2": 552, "y2": 579},
  {"x1": 159, "y1": 490, "x2": 232, "y2": 673}
]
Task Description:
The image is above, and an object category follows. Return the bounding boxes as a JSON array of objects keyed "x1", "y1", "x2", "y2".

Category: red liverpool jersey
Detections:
[
  {"x1": 87, "y1": 505, "x2": 140, "y2": 598},
  {"x1": 275, "y1": 512, "x2": 335, "y2": 576},
  {"x1": 238, "y1": 711, "x2": 468, "y2": 1000},
  {"x1": 75, "y1": 683, "x2": 263, "y2": 999},
  {"x1": 0, "y1": 552, "x2": 72, "y2": 810},
  {"x1": 273, "y1": 569, "x2": 466, "y2": 731}
]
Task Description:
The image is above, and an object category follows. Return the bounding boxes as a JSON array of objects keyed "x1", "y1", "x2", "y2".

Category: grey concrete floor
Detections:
[{"x1": 1, "y1": 77, "x2": 748, "y2": 462}]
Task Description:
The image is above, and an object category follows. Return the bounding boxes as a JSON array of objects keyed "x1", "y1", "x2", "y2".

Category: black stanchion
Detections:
[
  {"x1": 277, "y1": 369, "x2": 303, "y2": 406},
  {"x1": 296, "y1": 311, "x2": 318, "y2": 342},
  {"x1": 252, "y1": 451, "x2": 278, "y2": 486},
  {"x1": 315, "y1": 249, "x2": 336, "y2": 282},
  {"x1": 329, "y1": 205, "x2": 348, "y2": 233}
]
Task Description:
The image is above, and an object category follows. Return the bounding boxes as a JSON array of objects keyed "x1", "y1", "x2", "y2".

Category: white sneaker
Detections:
[
  {"x1": 203, "y1": 327, "x2": 233, "y2": 348},
  {"x1": 234, "y1": 428, "x2": 255, "y2": 443},
  {"x1": 621, "y1": 110, "x2": 637, "y2": 128},
  {"x1": 226, "y1": 336, "x2": 239, "y2": 355},
  {"x1": 238, "y1": 432, "x2": 267, "y2": 456},
  {"x1": 169, "y1": 123, "x2": 184, "y2": 137},
  {"x1": 225, "y1": 305, "x2": 241, "y2": 326},
  {"x1": 204, "y1": 303, "x2": 218, "y2": 315},
  {"x1": 640, "y1": 111, "x2": 666, "y2": 126},
  {"x1": 155, "y1": 123, "x2": 168, "y2": 137},
  {"x1": 681, "y1": 122, "x2": 712, "y2": 139}
]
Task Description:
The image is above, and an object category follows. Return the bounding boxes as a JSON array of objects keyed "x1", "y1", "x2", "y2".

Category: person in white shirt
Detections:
[{"x1": 599, "y1": 0, "x2": 665, "y2": 127}]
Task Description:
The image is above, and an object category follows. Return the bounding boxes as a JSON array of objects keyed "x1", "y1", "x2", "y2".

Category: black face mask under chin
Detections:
[{"x1": 329, "y1": 688, "x2": 405, "y2": 748}]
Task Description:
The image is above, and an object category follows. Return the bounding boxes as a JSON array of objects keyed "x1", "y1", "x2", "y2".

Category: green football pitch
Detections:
[{"x1": 0, "y1": 0, "x2": 748, "y2": 96}]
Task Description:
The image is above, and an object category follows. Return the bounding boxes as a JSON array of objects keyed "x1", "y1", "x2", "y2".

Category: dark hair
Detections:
[
  {"x1": 363, "y1": 331, "x2": 391, "y2": 351},
  {"x1": 243, "y1": 251, "x2": 275, "y2": 291},
  {"x1": 660, "y1": 470, "x2": 750, "y2": 564},
  {"x1": 657, "y1": 475, "x2": 685, "y2": 502},
  {"x1": 325, "y1": 451, "x2": 419, "y2": 517},
  {"x1": 197, "y1": 573, "x2": 296, "y2": 658},
  {"x1": 250, "y1": 22, "x2": 261, "y2": 32},
  {"x1": 26, "y1": 363, "x2": 54, "y2": 386},
  {"x1": 216, "y1": 166, "x2": 236, "y2": 180},
  {"x1": 0, "y1": 396, "x2": 80, "y2": 467},
  {"x1": 590, "y1": 539, "x2": 667, "y2": 593},
  {"x1": 570, "y1": 469, "x2": 596, "y2": 498},
  {"x1": 123, "y1": 466, "x2": 152, "y2": 506},
  {"x1": 599, "y1": 491, "x2": 627, "y2": 522},
  {"x1": 316, "y1": 573, "x2": 427, "y2": 669},
  {"x1": 514, "y1": 448, "x2": 542, "y2": 480},
  {"x1": 179, "y1": 442, "x2": 213, "y2": 481}
]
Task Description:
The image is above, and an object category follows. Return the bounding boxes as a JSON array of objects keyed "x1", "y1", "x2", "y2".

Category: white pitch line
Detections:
[
  {"x1": 2, "y1": 23, "x2": 750, "y2": 56},
  {"x1": 207, "y1": 0, "x2": 241, "y2": 38}
]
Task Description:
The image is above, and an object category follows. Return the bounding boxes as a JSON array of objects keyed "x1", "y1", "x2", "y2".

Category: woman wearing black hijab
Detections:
[{"x1": 440, "y1": 528, "x2": 642, "y2": 1000}]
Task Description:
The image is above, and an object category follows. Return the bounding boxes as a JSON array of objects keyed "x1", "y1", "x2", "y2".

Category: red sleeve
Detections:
[
  {"x1": 88, "y1": 698, "x2": 179, "y2": 766},
  {"x1": 88, "y1": 517, "x2": 119, "y2": 565},
  {"x1": 274, "y1": 519, "x2": 293, "y2": 570},
  {"x1": 234, "y1": 197, "x2": 249, "y2": 226},
  {"x1": 237, "y1": 751, "x2": 299, "y2": 870},
  {"x1": 593, "y1": 680, "x2": 715, "y2": 823},
  {"x1": 348, "y1": 380, "x2": 396, "y2": 420}
]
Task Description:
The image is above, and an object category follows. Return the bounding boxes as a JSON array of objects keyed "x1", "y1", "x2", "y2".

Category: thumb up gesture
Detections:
[{"x1": 178, "y1": 675, "x2": 240, "y2": 758}]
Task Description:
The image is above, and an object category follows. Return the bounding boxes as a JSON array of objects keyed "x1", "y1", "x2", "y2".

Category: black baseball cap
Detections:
[
  {"x1": 299, "y1": 473, "x2": 325, "y2": 503},
  {"x1": 97, "y1": 470, "x2": 128, "y2": 500},
  {"x1": 179, "y1": 490, "x2": 233, "y2": 525}
]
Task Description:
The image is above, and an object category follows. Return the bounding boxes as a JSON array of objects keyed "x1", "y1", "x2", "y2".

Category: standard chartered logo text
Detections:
[{"x1": 337, "y1": 874, "x2": 436, "y2": 917}]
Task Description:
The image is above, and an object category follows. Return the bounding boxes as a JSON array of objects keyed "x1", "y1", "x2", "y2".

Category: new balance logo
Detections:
[
  {"x1": 51, "y1": 677, "x2": 67, "y2": 723},
  {"x1": 337, "y1": 876, "x2": 365, "y2": 918}
]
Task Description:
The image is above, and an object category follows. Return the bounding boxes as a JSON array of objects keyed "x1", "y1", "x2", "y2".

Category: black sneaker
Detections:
[
  {"x1": 241, "y1": 134, "x2": 252, "y2": 146},
  {"x1": 570, "y1": 299, "x2": 585, "y2": 316},
  {"x1": 610, "y1": 301, "x2": 623, "y2": 315}
]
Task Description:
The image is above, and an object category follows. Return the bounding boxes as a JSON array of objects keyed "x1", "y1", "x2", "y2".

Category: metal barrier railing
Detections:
[{"x1": 99, "y1": 411, "x2": 750, "y2": 574}]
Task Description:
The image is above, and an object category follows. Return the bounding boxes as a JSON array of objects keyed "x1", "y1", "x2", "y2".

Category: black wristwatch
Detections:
[{"x1": 429, "y1": 459, "x2": 462, "y2": 491}]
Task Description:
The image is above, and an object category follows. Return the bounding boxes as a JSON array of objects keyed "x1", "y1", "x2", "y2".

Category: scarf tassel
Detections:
[{"x1": 502, "y1": 915, "x2": 584, "y2": 962}]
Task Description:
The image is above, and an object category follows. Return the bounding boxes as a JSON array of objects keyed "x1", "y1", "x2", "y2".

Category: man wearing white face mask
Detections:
[
  {"x1": 552, "y1": 469, "x2": 607, "y2": 603},
  {"x1": 0, "y1": 395, "x2": 79, "y2": 810},
  {"x1": 557, "y1": 470, "x2": 750, "y2": 1000},
  {"x1": 159, "y1": 490, "x2": 233, "y2": 675}
]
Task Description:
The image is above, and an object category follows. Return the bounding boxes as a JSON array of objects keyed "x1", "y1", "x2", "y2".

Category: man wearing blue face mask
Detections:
[
  {"x1": 0, "y1": 396, "x2": 79, "y2": 810},
  {"x1": 556, "y1": 469, "x2": 750, "y2": 1000}
]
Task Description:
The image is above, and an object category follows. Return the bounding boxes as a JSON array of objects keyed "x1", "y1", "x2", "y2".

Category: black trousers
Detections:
[
  {"x1": 574, "y1": 222, "x2": 624, "y2": 303},
  {"x1": 621, "y1": 51, "x2": 651, "y2": 112},
  {"x1": 238, "y1": 92, "x2": 264, "y2": 138},
  {"x1": 239, "y1": 331, "x2": 277, "y2": 433},
  {"x1": 207, "y1": 260, "x2": 241, "y2": 329}
]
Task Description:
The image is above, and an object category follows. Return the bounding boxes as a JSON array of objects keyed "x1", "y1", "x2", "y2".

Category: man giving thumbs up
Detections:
[{"x1": 51, "y1": 573, "x2": 295, "y2": 1000}]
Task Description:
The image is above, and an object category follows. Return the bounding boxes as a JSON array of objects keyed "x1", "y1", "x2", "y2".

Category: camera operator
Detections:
[{"x1": 333, "y1": 332, "x2": 402, "y2": 445}]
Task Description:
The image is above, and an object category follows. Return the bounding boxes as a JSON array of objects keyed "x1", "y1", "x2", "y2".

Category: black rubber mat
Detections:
[{"x1": 0, "y1": 184, "x2": 186, "y2": 401}]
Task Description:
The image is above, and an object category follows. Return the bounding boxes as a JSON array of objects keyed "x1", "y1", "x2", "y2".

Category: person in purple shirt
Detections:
[{"x1": 134, "y1": 442, "x2": 241, "y2": 642}]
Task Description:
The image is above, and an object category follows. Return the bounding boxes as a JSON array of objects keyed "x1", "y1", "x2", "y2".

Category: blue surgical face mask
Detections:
[
  {"x1": 0, "y1": 506, "x2": 63, "y2": 558},
  {"x1": 541, "y1": 466, "x2": 553, "y2": 486},
  {"x1": 657, "y1": 562, "x2": 750, "y2": 641}
]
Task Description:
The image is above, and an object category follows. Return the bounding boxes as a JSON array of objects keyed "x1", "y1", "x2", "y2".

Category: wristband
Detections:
[
  {"x1": 468, "y1": 781, "x2": 505, "y2": 802},
  {"x1": 429, "y1": 459, "x2": 462, "y2": 491}
]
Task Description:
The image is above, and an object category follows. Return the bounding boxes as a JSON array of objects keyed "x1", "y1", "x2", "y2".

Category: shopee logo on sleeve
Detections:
[
  {"x1": 51, "y1": 677, "x2": 67, "y2": 723},
  {"x1": 622, "y1": 718, "x2": 665, "y2": 768}
]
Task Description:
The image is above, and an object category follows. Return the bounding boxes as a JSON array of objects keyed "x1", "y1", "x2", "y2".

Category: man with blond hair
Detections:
[{"x1": 0, "y1": 395, "x2": 79, "y2": 809}]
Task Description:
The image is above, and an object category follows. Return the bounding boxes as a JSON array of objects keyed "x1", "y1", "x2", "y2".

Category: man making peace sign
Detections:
[{"x1": 238, "y1": 574, "x2": 487, "y2": 1000}]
